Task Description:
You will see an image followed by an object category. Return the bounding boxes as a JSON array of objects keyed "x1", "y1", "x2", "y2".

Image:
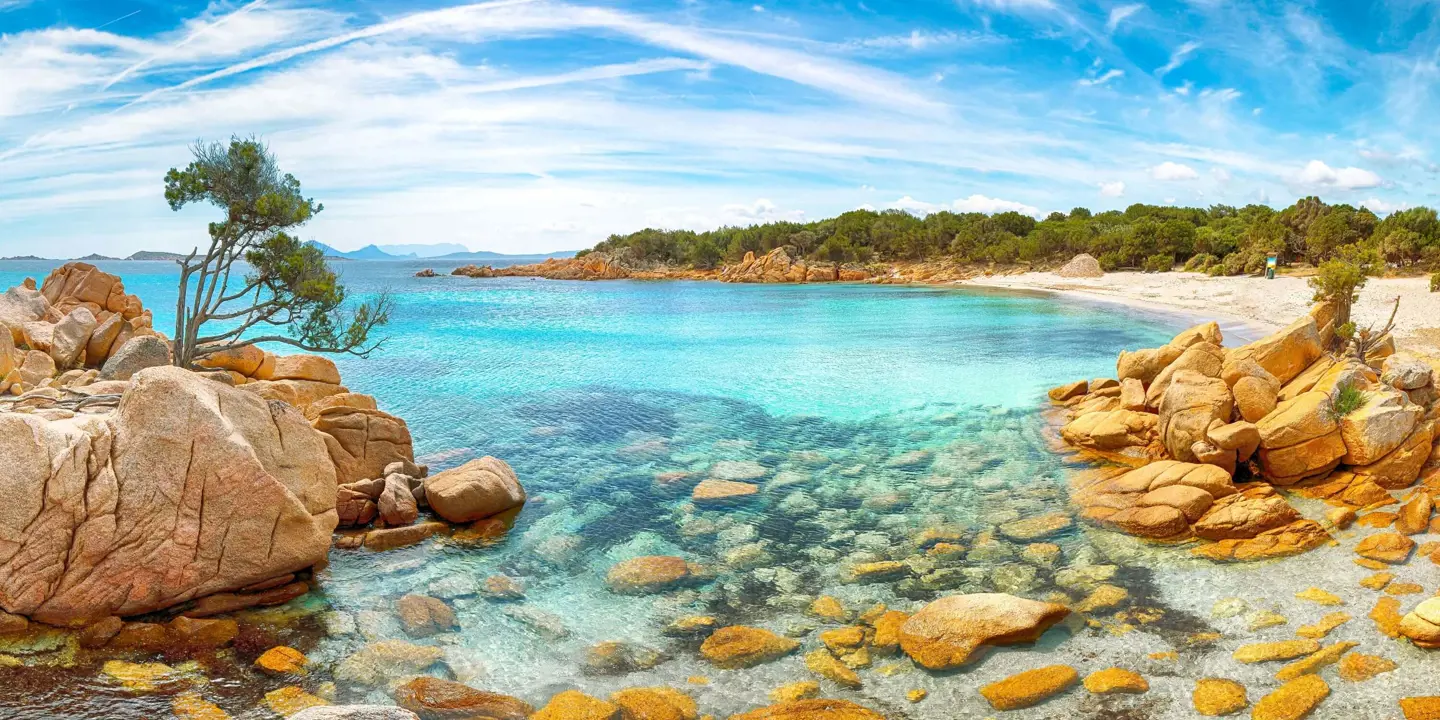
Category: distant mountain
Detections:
[
  {"x1": 126, "y1": 251, "x2": 186, "y2": 261},
  {"x1": 303, "y1": 240, "x2": 575, "y2": 261},
  {"x1": 77, "y1": 253, "x2": 119, "y2": 261},
  {"x1": 376, "y1": 243, "x2": 471, "y2": 258}
]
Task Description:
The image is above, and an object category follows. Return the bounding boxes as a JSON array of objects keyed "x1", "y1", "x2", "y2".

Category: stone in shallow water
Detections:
[
  {"x1": 1399, "y1": 697, "x2": 1440, "y2": 720},
  {"x1": 729, "y1": 699, "x2": 884, "y2": 720},
  {"x1": 898, "y1": 593, "x2": 1070, "y2": 670},
  {"x1": 1296, "y1": 612, "x2": 1350, "y2": 639},
  {"x1": 1251, "y1": 675, "x2": 1329, "y2": 720},
  {"x1": 1083, "y1": 667, "x2": 1148, "y2": 694},
  {"x1": 1193, "y1": 678, "x2": 1248, "y2": 716},
  {"x1": 395, "y1": 594, "x2": 456, "y2": 638},
  {"x1": 394, "y1": 678, "x2": 531, "y2": 720},
  {"x1": 532, "y1": 690, "x2": 618, "y2": 720},
  {"x1": 699, "y1": 626, "x2": 798, "y2": 669},
  {"x1": 808, "y1": 596, "x2": 848, "y2": 622},
  {"x1": 1355, "y1": 532, "x2": 1416, "y2": 564},
  {"x1": 609, "y1": 687, "x2": 698, "y2": 720},
  {"x1": 1075, "y1": 584, "x2": 1129, "y2": 613},
  {"x1": 334, "y1": 641, "x2": 444, "y2": 686},
  {"x1": 1338, "y1": 652, "x2": 1397, "y2": 682},
  {"x1": 502, "y1": 605, "x2": 569, "y2": 640},
  {"x1": 584, "y1": 641, "x2": 666, "y2": 676},
  {"x1": 606, "y1": 556, "x2": 696, "y2": 594},
  {"x1": 171, "y1": 692, "x2": 230, "y2": 720},
  {"x1": 805, "y1": 648, "x2": 861, "y2": 688},
  {"x1": 102, "y1": 660, "x2": 180, "y2": 693},
  {"x1": 256, "y1": 646, "x2": 309, "y2": 676},
  {"x1": 1294, "y1": 588, "x2": 1343, "y2": 606},
  {"x1": 691, "y1": 479, "x2": 759, "y2": 504},
  {"x1": 770, "y1": 682, "x2": 820, "y2": 703},
  {"x1": 998, "y1": 512, "x2": 1073, "y2": 541},
  {"x1": 978, "y1": 665, "x2": 1078, "y2": 710},
  {"x1": 1233, "y1": 640, "x2": 1321, "y2": 663},
  {"x1": 1372, "y1": 597, "x2": 1405, "y2": 638},
  {"x1": 1275, "y1": 641, "x2": 1357, "y2": 681},
  {"x1": 291, "y1": 709, "x2": 420, "y2": 720},
  {"x1": 264, "y1": 687, "x2": 329, "y2": 717}
]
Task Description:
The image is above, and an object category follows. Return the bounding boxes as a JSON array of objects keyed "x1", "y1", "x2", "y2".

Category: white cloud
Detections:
[
  {"x1": 1210, "y1": 167, "x2": 1232, "y2": 183},
  {"x1": 888, "y1": 194, "x2": 1040, "y2": 217},
  {"x1": 967, "y1": 0, "x2": 1055, "y2": 11},
  {"x1": 1360, "y1": 197, "x2": 1409, "y2": 214},
  {"x1": 1099, "y1": 180, "x2": 1125, "y2": 197},
  {"x1": 122, "y1": 1, "x2": 943, "y2": 115},
  {"x1": 1156, "y1": 41, "x2": 1200, "y2": 77},
  {"x1": 855, "y1": 30, "x2": 961, "y2": 50},
  {"x1": 951, "y1": 194, "x2": 1041, "y2": 216},
  {"x1": 1150, "y1": 161, "x2": 1200, "y2": 181},
  {"x1": 1106, "y1": 4, "x2": 1143, "y2": 33},
  {"x1": 1294, "y1": 160, "x2": 1381, "y2": 190},
  {"x1": 1078, "y1": 68, "x2": 1123, "y2": 87}
]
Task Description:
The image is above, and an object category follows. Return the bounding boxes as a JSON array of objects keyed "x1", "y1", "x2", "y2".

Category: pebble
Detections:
[
  {"x1": 1083, "y1": 667, "x2": 1148, "y2": 694},
  {"x1": 1193, "y1": 678, "x2": 1248, "y2": 716},
  {"x1": 978, "y1": 665, "x2": 1078, "y2": 711}
]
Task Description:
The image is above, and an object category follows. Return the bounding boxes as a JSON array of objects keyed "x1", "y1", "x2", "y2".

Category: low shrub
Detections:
[{"x1": 1143, "y1": 254, "x2": 1174, "y2": 273}]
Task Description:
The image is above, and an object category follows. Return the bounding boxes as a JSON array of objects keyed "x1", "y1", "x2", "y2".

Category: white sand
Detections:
[{"x1": 966, "y1": 271, "x2": 1440, "y2": 357}]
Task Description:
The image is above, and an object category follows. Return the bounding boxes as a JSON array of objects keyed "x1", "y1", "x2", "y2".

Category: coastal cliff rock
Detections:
[
  {"x1": 719, "y1": 248, "x2": 868, "y2": 283},
  {"x1": 0, "y1": 366, "x2": 337, "y2": 625}
]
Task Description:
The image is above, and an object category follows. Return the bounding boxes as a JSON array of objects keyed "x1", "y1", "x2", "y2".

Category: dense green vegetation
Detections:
[{"x1": 583, "y1": 197, "x2": 1440, "y2": 276}]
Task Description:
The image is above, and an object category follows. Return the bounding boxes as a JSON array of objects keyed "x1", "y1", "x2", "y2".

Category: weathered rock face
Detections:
[
  {"x1": 1227, "y1": 315, "x2": 1324, "y2": 386},
  {"x1": 0, "y1": 366, "x2": 337, "y2": 625},
  {"x1": 99, "y1": 336, "x2": 171, "y2": 381},
  {"x1": 898, "y1": 593, "x2": 1070, "y2": 670},
  {"x1": 719, "y1": 248, "x2": 866, "y2": 284},
  {"x1": 1339, "y1": 389, "x2": 1422, "y2": 465},
  {"x1": 50, "y1": 307, "x2": 97, "y2": 369},
  {"x1": 1158, "y1": 370, "x2": 1233, "y2": 463},
  {"x1": 312, "y1": 406, "x2": 415, "y2": 485},
  {"x1": 40, "y1": 262, "x2": 145, "y2": 321},
  {"x1": 1256, "y1": 391, "x2": 1346, "y2": 483},
  {"x1": 1192, "y1": 486, "x2": 1300, "y2": 540},
  {"x1": 1060, "y1": 409, "x2": 1158, "y2": 453},
  {"x1": 422, "y1": 457, "x2": 526, "y2": 524},
  {"x1": 1073, "y1": 461, "x2": 1236, "y2": 539}
]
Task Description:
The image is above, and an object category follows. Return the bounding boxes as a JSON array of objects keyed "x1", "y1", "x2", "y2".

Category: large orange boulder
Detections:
[
  {"x1": 422, "y1": 457, "x2": 525, "y2": 524},
  {"x1": 40, "y1": 262, "x2": 144, "y2": 320},
  {"x1": 1227, "y1": 315, "x2": 1324, "y2": 385},
  {"x1": 1158, "y1": 370, "x2": 1233, "y2": 462},
  {"x1": 0, "y1": 366, "x2": 337, "y2": 625},
  {"x1": 1340, "y1": 390, "x2": 1423, "y2": 465},
  {"x1": 312, "y1": 406, "x2": 415, "y2": 484},
  {"x1": 1192, "y1": 486, "x2": 1300, "y2": 540},
  {"x1": 898, "y1": 593, "x2": 1070, "y2": 670},
  {"x1": 393, "y1": 677, "x2": 531, "y2": 720}
]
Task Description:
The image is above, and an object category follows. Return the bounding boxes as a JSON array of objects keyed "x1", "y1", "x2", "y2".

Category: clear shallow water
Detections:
[{"x1": 7, "y1": 260, "x2": 1292, "y2": 719}]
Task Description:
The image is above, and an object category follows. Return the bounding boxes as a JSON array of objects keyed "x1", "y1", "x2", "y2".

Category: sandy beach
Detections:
[{"x1": 967, "y1": 270, "x2": 1440, "y2": 358}]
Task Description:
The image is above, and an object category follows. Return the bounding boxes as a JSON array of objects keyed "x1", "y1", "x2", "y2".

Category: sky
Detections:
[{"x1": 2, "y1": 0, "x2": 1438, "y2": 256}]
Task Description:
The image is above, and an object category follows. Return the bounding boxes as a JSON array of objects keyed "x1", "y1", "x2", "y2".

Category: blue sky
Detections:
[{"x1": 1, "y1": 0, "x2": 1437, "y2": 256}]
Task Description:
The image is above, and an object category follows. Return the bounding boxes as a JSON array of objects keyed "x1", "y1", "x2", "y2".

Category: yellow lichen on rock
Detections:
[
  {"x1": 1251, "y1": 675, "x2": 1329, "y2": 720},
  {"x1": 1083, "y1": 667, "x2": 1148, "y2": 694},
  {"x1": 1193, "y1": 678, "x2": 1248, "y2": 716},
  {"x1": 978, "y1": 665, "x2": 1079, "y2": 711}
]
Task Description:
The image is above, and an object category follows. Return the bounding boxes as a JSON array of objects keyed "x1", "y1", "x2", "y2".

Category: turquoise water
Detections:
[{"x1": 3, "y1": 260, "x2": 1212, "y2": 718}]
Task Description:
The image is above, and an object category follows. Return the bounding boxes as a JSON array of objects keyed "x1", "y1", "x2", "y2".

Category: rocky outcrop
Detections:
[
  {"x1": 719, "y1": 248, "x2": 868, "y2": 284},
  {"x1": 0, "y1": 366, "x2": 337, "y2": 625},
  {"x1": 1052, "y1": 306, "x2": 1435, "y2": 560}
]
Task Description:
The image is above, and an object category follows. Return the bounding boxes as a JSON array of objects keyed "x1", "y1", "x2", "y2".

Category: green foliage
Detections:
[
  {"x1": 1143, "y1": 254, "x2": 1174, "y2": 273},
  {"x1": 1183, "y1": 253, "x2": 1219, "y2": 272},
  {"x1": 1431, "y1": 271, "x2": 1439, "y2": 292},
  {"x1": 586, "y1": 196, "x2": 1437, "y2": 275},
  {"x1": 1325, "y1": 381, "x2": 1366, "y2": 421},
  {"x1": 164, "y1": 137, "x2": 391, "y2": 366}
]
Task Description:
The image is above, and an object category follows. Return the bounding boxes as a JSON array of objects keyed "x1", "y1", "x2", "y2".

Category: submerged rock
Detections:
[
  {"x1": 898, "y1": 593, "x2": 1070, "y2": 670},
  {"x1": 1193, "y1": 678, "x2": 1248, "y2": 716},
  {"x1": 979, "y1": 665, "x2": 1078, "y2": 710},
  {"x1": 292, "y1": 708, "x2": 419, "y2": 720},
  {"x1": 728, "y1": 699, "x2": 884, "y2": 720},
  {"x1": 699, "y1": 626, "x2": 799, "y2": 668},
  {"x1": 394, "y1": 677, "x2": 531, "y2": 720},
  {"x1": 423, "y1": 457, "x2": 526, "y2": 524}
]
